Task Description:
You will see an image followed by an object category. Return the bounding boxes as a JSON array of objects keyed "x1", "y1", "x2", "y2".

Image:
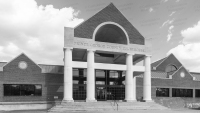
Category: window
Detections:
[
  {"x1": 4, "y1": 84, "x2": 42, "y2": 96},
  {"x1": 196, "y1": 89, "x2": 200, "y2": 97},
  {"x1": 172, "y1": 88, "x2": 193, "y2": 97},
  {"x1": 73, "y1": 68, "x2": 87, "y2": 85},
  {"x1": 156, "y1": 88, "x2": 169, "y2": 97},
  {"x1": 165, "y1": 65, "x2": 177, "y2": 73}
]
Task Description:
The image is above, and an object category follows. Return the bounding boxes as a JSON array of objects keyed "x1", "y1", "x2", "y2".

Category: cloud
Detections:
[
  {"x1": 168, "y1": 20, "x2": 200, "y2": 72},
  {"x1": 161, "y1": 19, "x2": 174, "y2": 27},
  {"x1": 149, "y1": 7, "x2": 154, "y2": 12},
  {"x1": 161, "y1": 0, "x2": 168, "y2": 3},
  {"x1": 0, "y1": 0, "x2": 84, "y2": 64},
  {"x1": 167, "y1": 25, "x2": 174, "y2": 42},
  {"x1": 176, "y1": 0, "x2": 180, "y2": 2},
  {"x1": 181, "y1": 21, "x2": 200, "y2": 44},
  {"x1": 169, "y1": 11, "x2": 176, "y2": 16},
  {"x1": 168, "y1": 43, "x2": 200, "y2": 72}
]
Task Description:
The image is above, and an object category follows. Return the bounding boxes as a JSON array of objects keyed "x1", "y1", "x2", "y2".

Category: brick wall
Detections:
[
  {"x1": 74, "y1": 3, "x2": 144, "y2": 45},
  {"x1": 136, "y1": 68, "x2": 200, "y2": 99},
  {"x1": 43, "y1": 73, "x2": 63, "y2": 101},
  {"x1": 0, "y1": 53, "x2": 65, "y2": 102},
  {"x1": 156, "y1": 54, "x2": 182, "y2": 72},
  {"x1": 1, "y1": 54, "x2": 45, "y2": 102}
]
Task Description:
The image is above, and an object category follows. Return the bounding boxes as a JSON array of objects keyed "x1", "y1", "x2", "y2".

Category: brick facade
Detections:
[
  {"x1": 0, "y1": 53, "x2": 200, "y2": 102},
  {"x1": 0, "y1": 53, "x2": 65, "y2": 102},
  {"x1": 0, "y1": 54, "x2": 45, "y2": 102},
  {"x1": 74, "y1": 3, "x2": 145, "y2": 45},
  {"x1": 136, "y1": 54, "x2": 200, "y2": 99}
]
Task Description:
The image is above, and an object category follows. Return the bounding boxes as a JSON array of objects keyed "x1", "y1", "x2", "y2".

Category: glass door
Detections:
[
  {"x1": 95, "y1": 69, "x2": 125, "y2": 101},
  {"x1": 96, "y1": 86, "x2": 106, "y2": 100}
]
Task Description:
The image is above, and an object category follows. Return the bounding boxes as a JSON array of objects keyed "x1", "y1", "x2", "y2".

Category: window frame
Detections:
[
  {"x1": 195, "y1": 89, "x2": 200, "y2": 98},
  {"x1": 172, "y1": 88, "x2": 193, "y2": 97},
  {"x1": 165, "y1": 64, "x2": 177, "y2": 73},
  {"x1": 156, "y1": 88, "x2": 169, "y2": 97},
  {"x1": 4, "y1": 84, "x2": 42, "y2": 96}
]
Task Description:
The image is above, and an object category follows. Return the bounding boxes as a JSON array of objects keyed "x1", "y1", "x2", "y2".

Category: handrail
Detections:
[{"x1": 111, "y1": 94, "x2": 118, "y2": 111}]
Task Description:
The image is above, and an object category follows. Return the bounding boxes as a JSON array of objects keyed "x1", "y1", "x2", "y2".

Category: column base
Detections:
[
  {"x1": 143, "y1": 100, "x2": 153, "y2": 102},
  {"x1": 62, "y1": 100, "x2": 74, "y2": 103},
  {"x1": 124, "y1": 100, "x2": 137, "y2": 102},
  {"x1": 86, "y1": 99, "x2": 97, "y2": 102}
]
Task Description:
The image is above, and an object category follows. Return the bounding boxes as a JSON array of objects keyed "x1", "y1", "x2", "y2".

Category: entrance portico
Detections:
[{"x1": 63, "y1": 3, "x2": 152, "y2": 102}]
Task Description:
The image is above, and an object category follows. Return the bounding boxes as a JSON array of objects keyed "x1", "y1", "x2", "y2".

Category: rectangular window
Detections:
[
  {"x1": 156, "y1": 88, "x2": 169, "y2": 97},
  {"x1": 172, "y1": 88, "x2": 193, "y2": 97},
  {"x1": 4, "y1": 84, "x2": 42, "y2": 96},
  {"x1": 196, "y1": 89, "x2": 200, "y2": 97}
]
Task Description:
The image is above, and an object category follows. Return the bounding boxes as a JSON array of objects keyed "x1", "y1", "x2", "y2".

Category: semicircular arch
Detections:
[{"x1": 92, "y1": 22, "x2": 129, "y2": 45}]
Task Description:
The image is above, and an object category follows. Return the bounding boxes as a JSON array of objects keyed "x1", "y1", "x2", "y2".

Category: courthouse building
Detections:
[{"x1": 0, "y1": 3, "x2": 199, "y2": 103}]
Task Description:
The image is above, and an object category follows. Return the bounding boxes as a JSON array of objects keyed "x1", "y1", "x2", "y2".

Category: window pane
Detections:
[
  {"x1": 35, "y1": 85, "x2": 42, "y2": 96},
  {"x1": 172, "y1": 88, "x2": 193, "y2": 97},
  {"x1": 4, "y1": 84, "x2": 20, "y2": 96},
  {"x1": 4, "y1": 84, "x2": 42, "y2": 96},
  {"x1": 156, "y1": 88, "x2": 169, "y2": 97},
  {"x1": 196, "y1": 89, "x2": 200, "y2": 97},
  {"x1": 165, "y1": 65, "x2": 177, "y2": 73}
]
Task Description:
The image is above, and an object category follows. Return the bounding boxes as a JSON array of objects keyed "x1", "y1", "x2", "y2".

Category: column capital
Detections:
[
  {"x1": 145, "y1": 54, "x2": 152, "y2": 57},
  {"x1": 126, "y1": 53, "x2": 135, "y2": 56},
  {"x1": 63, "y1": 47, "x2": 73, "y2": 51},
  {"x1": 87, "y1": 49, "x2": 96, "y2": 52}
]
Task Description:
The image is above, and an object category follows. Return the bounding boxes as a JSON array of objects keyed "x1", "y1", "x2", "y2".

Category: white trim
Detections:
[
  {"x1": 170, "y1": 66, "x2": 182, "y2": 77},
  {"x1": 151, "y1": 57, "x2": 166, "y2": 66},
  {"x1": 72, "y1": 61, "x2": 145, "y2": 72},
  {"x1": 95, "y1": 63, "x2": 126, "y2": 70},
  {"x1": 165, "y1": 63, "x2": 178, "y2": 72},
  {"x1": 92, "y1": 21, "x2": 130, "y2": 44},
  {"x1": 2, "y1": 53, "x2": 42, "y2": 70},
  {"x1": 155, "y1": 56, "x2": 168, "y2": 68},
  {"x1": 170, "y1": 66, "x2": 195, "y2": 79},
  {"x1": 135, "y1": 76, "x2": 172, "y2": 80}
]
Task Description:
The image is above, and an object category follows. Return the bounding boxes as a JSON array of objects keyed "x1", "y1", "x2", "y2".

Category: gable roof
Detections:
[
  {"x1": 190, "y1": 72, "x2": 200, "y2": 81},
  {"x1": 0, "y1": 62, "x2": 6, "y2": 67},
  {"x1": 151, "y1": 57, "x2": 166, "y2": 68},
  {"x1": 151, "y1": 54, "x2": 183, "y2": 70},
  {"x1": 1, "y1": 53, "x2": 41, "y2": 71},
  {"x1": 170, "y1": 66, "x2": 195, "y2": 80},
  {"x1": 74, "y1": 3, "x2": 145, "y2": 45}
]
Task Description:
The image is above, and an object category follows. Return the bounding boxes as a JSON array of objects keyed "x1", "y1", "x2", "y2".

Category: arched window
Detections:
[
  {"x1": 95, "y1": 24, "x2": 127, "y2": 44},
  {"x1": 165, "y1": 65, "x2": 177, "y2": 73}
]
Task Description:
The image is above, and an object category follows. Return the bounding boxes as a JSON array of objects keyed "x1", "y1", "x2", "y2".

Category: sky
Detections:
[{"x1": 0, "y1": 0, "x2": 200, "y2": 72}]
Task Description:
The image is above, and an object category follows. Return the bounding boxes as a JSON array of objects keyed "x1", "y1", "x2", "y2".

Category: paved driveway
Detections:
[{"x1": 0, "y1": 109, "x2": 199, "y2": 113}]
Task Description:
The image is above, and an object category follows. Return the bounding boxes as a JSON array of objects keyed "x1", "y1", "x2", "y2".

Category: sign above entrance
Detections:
[{"x1": 64, "y1": 27, "x2": 151, "y2": 54}]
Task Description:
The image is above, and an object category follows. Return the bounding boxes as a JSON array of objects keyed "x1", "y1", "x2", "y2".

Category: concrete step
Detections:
[{"x1": 48, "y1": 101, "x2": 168, "y2": 112}]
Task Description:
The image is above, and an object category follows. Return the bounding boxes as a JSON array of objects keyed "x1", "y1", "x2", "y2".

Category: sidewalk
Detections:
[{"x1": 0, "y1": 109, "x2": 199, "y2": 113}]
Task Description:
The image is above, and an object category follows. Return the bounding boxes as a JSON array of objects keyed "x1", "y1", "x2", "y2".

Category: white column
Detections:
[
  {"x1": 63, "y1": 47, "x2": 74, "y2": 102},
  {"x1": 86, "y1": 49, "x2": 96, "y2": 102},
  {"x1": 125, "y1": 53, "x2": 136, "y2": 102},
  {"x1": 133, "y1": 76, "x2": 136, "y2": 101},
  {"x1": 143, "y1": 55, "x2": 152, "y2": 102}
]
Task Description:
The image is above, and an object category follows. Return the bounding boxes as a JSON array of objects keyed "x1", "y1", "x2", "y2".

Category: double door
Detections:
[{"x1": 95, "y1": 70, "x2": 125, "y2": 101}]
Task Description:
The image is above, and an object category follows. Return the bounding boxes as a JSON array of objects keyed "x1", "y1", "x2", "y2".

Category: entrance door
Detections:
[
  {"x1": 95, "y1": 70, "x2": 125, "y2": 101},
  {"x1": 96, "y1": 86, "x2": 106, "y2": 100}
]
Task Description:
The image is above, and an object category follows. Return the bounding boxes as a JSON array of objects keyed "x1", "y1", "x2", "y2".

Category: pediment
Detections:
[{"x1": 74, "y1": 3, "x2": 144, "y2": 45}]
